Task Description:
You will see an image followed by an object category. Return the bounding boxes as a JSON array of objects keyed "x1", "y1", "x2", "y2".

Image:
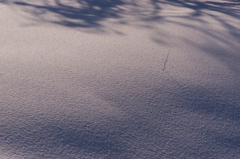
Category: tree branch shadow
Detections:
[{"x1": 1, "y1": 0, "x2": 127, "y2": 31}]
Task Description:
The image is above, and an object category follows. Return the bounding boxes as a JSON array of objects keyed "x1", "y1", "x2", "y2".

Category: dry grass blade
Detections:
[{"x1": 163, "y1": 50, "x2": 170, "y2": 71}]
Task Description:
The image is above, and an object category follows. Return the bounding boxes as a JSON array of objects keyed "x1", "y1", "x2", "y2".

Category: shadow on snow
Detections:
[{"x1": 1, "y1": 0, "x2": 240, "y2": 158}]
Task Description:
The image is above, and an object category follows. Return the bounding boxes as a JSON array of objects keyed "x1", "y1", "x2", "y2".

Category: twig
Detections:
[{"x1": 162, "y1": 50, "x2": 170, "y2": 71}]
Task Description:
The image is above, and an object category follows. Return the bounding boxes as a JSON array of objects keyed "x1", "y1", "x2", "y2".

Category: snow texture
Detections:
[{"x1": 1, "y1": 0, "x2": 240, "y2": 158}]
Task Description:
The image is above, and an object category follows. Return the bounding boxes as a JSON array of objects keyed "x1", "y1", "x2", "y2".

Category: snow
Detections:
[{"x1": 1, "y1": 0, "x2": 240, "y2": 158}]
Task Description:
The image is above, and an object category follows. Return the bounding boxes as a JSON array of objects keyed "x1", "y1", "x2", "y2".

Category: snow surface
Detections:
[{"x1": 0, "y1": 0, "x2": 240, "y2": 158}]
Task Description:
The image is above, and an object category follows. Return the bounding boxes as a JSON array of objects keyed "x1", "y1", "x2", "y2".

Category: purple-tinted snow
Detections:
[{"x1": 1, "y1": 0, "x2": 240, "y2": 158}]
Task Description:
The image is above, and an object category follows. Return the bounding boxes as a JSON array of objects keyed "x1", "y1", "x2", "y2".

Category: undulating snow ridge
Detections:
[{"x1": 1, "y1": 0, "x2": 240, "y2": 158}]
